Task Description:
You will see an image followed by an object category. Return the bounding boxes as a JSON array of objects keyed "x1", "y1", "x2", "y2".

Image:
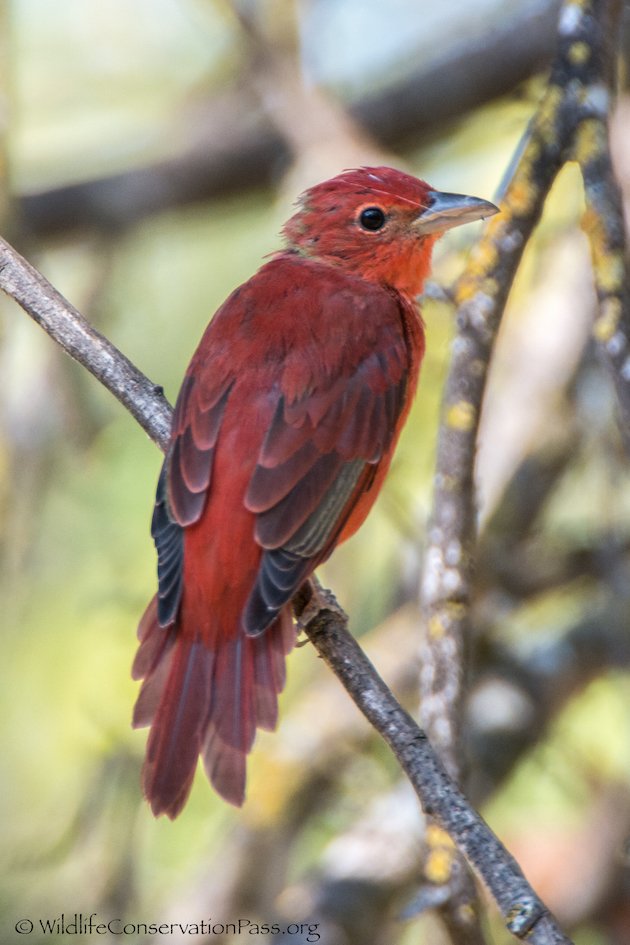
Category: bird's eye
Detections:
[{"x1": 359, "y1": 207, "x2": 386, "y2": 231}]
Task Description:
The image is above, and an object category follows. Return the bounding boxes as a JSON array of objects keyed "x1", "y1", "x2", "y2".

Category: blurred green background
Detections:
[{"x1": 1, "y1": 1, "x2": 630, "y2": 944}]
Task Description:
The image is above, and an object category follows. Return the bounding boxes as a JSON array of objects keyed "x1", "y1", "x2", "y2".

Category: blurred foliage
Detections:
[
  {"x1": 11, "y1": 0, "x2": 232, "y2": 189},
  {"x1": 1, "y1": 2, "x2": 630, "y2": 945}
]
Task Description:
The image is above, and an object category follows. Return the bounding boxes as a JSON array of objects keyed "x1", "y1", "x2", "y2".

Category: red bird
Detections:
[{"x1": 132, "y1": 166, "x2": 497, "y2": 817}]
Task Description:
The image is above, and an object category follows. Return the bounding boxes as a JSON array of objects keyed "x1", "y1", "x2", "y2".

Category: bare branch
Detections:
[
  {"x1": 420, "y1": 0, "x2": 628, "y2": 794},
  {"x1": 418, "y1": 0, "x2": 628, "y2": 932},
  {"x1": 572, "y1": 2, "x2": 630, "y2": 445},
  {"x1": 419, "y1": 40, "x2": 567, "y2": 783},
  {"x1": 293, "y1": 585, "x2": 573, "y2": 945}
]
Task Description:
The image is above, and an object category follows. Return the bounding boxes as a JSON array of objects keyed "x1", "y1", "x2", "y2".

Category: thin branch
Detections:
[
  {"x1": 420, "y1": 0, "x2": 628, "y2": 798},
  {"x1": 293, "y1": 584, "x2": 573, "y2": 945},
  {"x1": 0, "y1": 241, "x2": 574, "y2": 942},
  {"x1": 572, "y1": 1, "x2": 630, "y2": 445},
  {"x1": 419, "y1": 26, "x2": 568, "y2": 782},
  {"x1": 418, "y1": 0, "x2": 627, "y2": 931}
]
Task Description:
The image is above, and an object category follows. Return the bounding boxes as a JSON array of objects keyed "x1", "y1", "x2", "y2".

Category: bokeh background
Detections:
[{"x1": 2, "y1": 1, "x2": 630, "y2": 943}]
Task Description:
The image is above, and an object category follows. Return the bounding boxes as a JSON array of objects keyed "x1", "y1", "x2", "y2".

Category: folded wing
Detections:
[{"x1": 243, "y1": 339, "x2": 409, "y2": 636}]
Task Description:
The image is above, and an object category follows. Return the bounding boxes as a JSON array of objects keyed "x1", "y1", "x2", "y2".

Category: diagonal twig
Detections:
[{"x1": 294, "y1": 584, "x2": 573, "y2": 945}]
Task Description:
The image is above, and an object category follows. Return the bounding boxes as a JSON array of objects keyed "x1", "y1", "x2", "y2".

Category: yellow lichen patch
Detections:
[
  {"x1": 534, "y1": 84, "x2": 563, "y2": 144},
  {"x1": 575, "y1": 118, "x2": 606, "y2": 165},
  {"x1": 424, "y1": 824, "x2": 456, "y2": 884},
  {"x1": 522, "y1": 137, "x2": 542, "y2": 165},
  {"x1": 537, "y1": 84, "x2": 563, "y2": 125},
  {"x1": 568, "y1": 41, "x2": 590, "y2": 65},
  {"x1": 581, "y1": 212, "x2": 607, "y2": 273},
  {"x1": 456, "y1": 902, "x2": 478, "y2": 926},
  {"x1": 456, "y1": 237, "x2": 500, "y2": 302},
  {"x1": 457, "y1": 277, "x2": 482, "y2": 304},
  {"x1": 428, "y1": 601, "x2": 468, "y2": 635},
  {"x1": 593, "y1": 298, "x2": 622, "y2": 342},
  {"x1": 481, "y1": 277, "x2": 499, "y2": 297},
  {"x1": 471, "y1": 232, "x2": 500, "y2": 273},
  {"x1": 595, "y1": 253, "x2": 624, "y2": 294},
  {"x1": 505, "y1": 179, "x2": 537, "y2": 216},
  {"x1": 446, "y1": 601, "x2": 467, "y2": 622},
  {"x1": 428, "y1": 614, "x2": 446, "y2": 640},
  {"x1": 580, "y1": 207, "x2": 624, "y2": 293},
  {"x1": 469, "y1": 357, "x2": 486, "y2": 377},
  {"x1": 446, "y1": 400, "x2": 477, "y2": 432},
  {"x1": 581, "y1": 204, "x2": 604, "y2": 242}
]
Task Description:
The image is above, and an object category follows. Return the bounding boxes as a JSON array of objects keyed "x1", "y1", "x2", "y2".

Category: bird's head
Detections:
[{"x1": 283, "y1": 166, "x2": 498, "y2": 298}]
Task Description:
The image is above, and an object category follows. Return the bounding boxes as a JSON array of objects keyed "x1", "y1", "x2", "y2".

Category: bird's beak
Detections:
[{"x1": 415, "y1": 191, "x2": 499, "y2": 235}]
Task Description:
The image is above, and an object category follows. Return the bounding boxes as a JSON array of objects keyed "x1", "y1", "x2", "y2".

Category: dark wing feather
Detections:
[
  {"x1": 243, "y1": 548, "x2": 312, "y2": 633},
  {"x1": 152, "y1": 376, "x2": 232, "y2": 627},
  {"x1": 152, "y1": 467, "x2": 185, "y2": 627},
  {"x1": 243, "y1": 343, "x2": 409, "y2": 637},
  {"x1": 251, "y1": 451, "x2": 345, "y2": 548},
  {"x1": 284, "y1": 458, "x2": 366, "y2": 556},
  {"x1": 167, "y1": 380, "x2": 232, "y2": 526},
  {"x1": 245, "y1": 439, "x2": 322, "y2": 513}
]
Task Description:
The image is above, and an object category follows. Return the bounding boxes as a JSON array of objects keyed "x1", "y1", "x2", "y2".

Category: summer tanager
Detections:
[{"x1": 133, "y1": 166, "x2": 497, "y2": 818}]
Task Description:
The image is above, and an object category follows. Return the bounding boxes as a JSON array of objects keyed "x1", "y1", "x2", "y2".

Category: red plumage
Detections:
[{"x1": 132, "y1": 166, "x2": 497, "y2": 817}]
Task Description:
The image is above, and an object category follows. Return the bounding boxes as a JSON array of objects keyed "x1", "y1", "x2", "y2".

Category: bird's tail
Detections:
[{"x1": 132, "y1": 596, "x2": 295, "y2": 817}]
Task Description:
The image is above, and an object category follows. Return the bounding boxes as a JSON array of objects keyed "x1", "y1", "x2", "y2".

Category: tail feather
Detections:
[
  {"x1": 253, "y1": 608, "x2": 294, "y2": 730},
  {"x1": 252, "y1": 638, "x2": 278, "y2": 731},
  {"x1": 132, "y1": 596, "x2": 174, "y2": 681},
  {"x1": 132, "y1": 650, "x2": 174, "y2": 728},
  {"x1": 141, "y1": 637, "x2": 214, "y2": 818},
  {"x1": 132, "y1": 600, "x2": 295, "y2": 816},
  {"x1": 213, "y1": 636, "x2": 257, "y2": 753},
  {"x1": 202, "y1": 727, "x2": 247, "y2": 807},
  {"x1": 132, "y1": 597, "x2": 177, "y2": 728}
]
